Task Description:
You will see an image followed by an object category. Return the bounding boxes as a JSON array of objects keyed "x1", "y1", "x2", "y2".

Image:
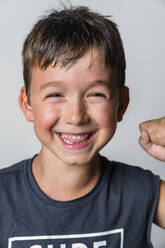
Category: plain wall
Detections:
[{"x1": 0, "y1": 0, "x2": 165, "y2": 246}]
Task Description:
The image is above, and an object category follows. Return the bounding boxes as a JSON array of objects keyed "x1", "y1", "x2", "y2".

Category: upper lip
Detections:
[{"x1": 56, "y1": 131, "x2": 95, "y2": 135}]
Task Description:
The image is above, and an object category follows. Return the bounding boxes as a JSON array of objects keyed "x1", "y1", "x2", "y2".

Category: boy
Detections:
[{"x1": 1, "y1": 5, "x2": 165, "y2": 248}]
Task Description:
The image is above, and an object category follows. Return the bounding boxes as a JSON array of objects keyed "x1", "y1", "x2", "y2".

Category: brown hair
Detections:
[{"x1": 22, "y1": 6, "x2": 126, "y2": 99}]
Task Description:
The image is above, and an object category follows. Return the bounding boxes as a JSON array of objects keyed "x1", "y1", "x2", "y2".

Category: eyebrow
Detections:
[
  {"x1": 40, "y1": 81, "x2": 65, "y2": 91},
  {"x1": 40, "y1": 79, "x2": 112, "y2": 91}
]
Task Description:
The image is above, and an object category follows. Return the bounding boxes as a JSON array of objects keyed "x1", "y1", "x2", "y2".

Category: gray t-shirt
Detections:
[{"x1": 0, "y1": 155, "x2": 160, "y2": 248}]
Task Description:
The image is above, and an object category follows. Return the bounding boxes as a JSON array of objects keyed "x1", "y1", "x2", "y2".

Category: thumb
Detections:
[
  {"x1": 139, "y1": 130, "x2": 150, "y2": 145},
  {"x1": 139, "y1": 130, "x2": 153, "y2": 155}
]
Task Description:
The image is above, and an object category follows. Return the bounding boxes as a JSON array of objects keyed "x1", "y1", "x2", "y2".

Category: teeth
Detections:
[
  {"x1": 60, "y1": 133, "x2": 91, "y2": 144},
  {"x1": 63, "y1": 139, "x2": 86, "y2": 145},
  {"x1": 61, "y1": 134, "x2": 89, "y2": 140},
  {"x1": 63, "y1": 139, "x2": 73, "y2": 144}
]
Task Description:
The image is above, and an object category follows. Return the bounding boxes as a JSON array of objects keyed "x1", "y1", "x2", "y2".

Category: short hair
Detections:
[{"x1": 22, "y1": 6, "x2": 126, "y2": 99}]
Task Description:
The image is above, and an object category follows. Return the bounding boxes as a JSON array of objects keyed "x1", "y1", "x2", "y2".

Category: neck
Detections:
[{"x1": 32, "y1": 150, "x2": 100, "y2": 201}]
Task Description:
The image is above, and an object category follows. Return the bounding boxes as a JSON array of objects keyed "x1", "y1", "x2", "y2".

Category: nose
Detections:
[{"x1": 63, "y1": 97, "x2": 90, "y2": 125}]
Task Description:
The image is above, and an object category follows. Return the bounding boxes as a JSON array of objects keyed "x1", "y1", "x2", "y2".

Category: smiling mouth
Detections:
[
  {"x1": 60, "y1": 132, "x2": 92, "y2": 144},
  {"x1": 56, "y1": 132, "x2": 95, "y2": 149}
]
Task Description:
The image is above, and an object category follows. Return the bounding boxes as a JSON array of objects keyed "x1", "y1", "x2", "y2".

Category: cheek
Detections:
[
  {"x1": 90, "y1": 103, "x2": 118, "y2": 128},
  {"x1": 33, "y1": 105, "x2": 61, "y2": 129}
]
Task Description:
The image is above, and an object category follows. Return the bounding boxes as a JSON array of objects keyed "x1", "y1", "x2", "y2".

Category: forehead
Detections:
[{"x1": 30, "y1": 48, "x2": 116, "y2": 90}]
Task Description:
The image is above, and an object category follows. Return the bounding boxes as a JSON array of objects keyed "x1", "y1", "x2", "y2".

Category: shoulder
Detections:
[
  {"x1": 0, "y1": 158, "x2": 32, "y2": 239},
  {"x1": 0, "y1": 159, "x2": 27, "y2": 176},
  {"x1": 100, "y1": 155, "x2": 160, "y2": 199},
  {"x1": 0, "y1": 158, "x2": 31, "y2": 189},
  {"x1": 0, "y1": 159, "x2": 27, "y2": 173},
  {"x1": 101, "y1": 156, "x2": 160, "y2": 221},
  {"x1": 101, "y1": 155, "x2": 159, "y2": 179},
  {"x1": 0, "y1": 157, "x2": 33, "y2": 214}
]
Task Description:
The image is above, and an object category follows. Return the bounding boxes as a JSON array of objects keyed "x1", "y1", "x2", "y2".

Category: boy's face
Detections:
[{"x1": 19, "y1": 49, "x2": 129, "y2": 166}]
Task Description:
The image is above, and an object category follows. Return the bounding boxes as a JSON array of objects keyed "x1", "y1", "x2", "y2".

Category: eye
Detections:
[
  {"x1": 90, "y1": 92, "x2": 106, "y2": 98},
  {"x1": 46, "y1": 93, "x2": 63, "y2": 98}
]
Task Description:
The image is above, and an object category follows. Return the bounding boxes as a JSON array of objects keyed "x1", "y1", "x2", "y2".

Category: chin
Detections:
[{"x1": 60, "y1": 153, "x2": 97, "y2": 167}]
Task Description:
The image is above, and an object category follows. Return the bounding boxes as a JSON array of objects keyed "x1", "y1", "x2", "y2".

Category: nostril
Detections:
[{"x1": 64, "y1": 106, "x2": 89, "y2": 125}]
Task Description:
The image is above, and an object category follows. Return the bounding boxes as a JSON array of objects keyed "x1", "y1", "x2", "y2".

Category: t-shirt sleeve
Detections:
[
  {"x1": 122, "y1": 163, "x2": 160, "y2": 243},
  {"x1": 146, "y1": 169, "x2": 160, "y2": 241}
]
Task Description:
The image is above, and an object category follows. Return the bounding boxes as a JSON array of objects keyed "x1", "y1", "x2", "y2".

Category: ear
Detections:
[
  {"x1": 117, "y1": 86, "x2": 129, "y2": 122},
  {"x1": 18, "y1": 87, "x2": 34, "y2": 122}
]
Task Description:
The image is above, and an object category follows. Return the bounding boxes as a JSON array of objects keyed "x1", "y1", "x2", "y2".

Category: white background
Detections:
[{"x1": 0, "y1": 0, "x2": 165, "y2": 246}]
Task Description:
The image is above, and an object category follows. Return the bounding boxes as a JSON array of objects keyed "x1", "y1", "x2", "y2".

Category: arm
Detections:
[{"x1": 139, "y1": 117, "x2": 165, "y2": 229}]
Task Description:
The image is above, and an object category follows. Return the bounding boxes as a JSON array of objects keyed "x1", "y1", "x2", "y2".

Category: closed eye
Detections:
[
  {"x1": 90, "y1": 92, "x2": 106, "y2": 97},
  {"x1": 46, "y1": 93, "x2": 63, "y2": 98}
]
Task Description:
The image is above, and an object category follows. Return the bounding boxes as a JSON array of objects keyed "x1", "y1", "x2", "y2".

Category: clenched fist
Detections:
[{"x1": 139, "y1": 117, "x2": 165, "y2": 161}]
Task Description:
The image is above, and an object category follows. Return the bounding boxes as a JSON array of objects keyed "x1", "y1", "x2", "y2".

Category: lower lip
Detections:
[{"x1": 56, "y1": 132, "x2": 96, "y2": 150}]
